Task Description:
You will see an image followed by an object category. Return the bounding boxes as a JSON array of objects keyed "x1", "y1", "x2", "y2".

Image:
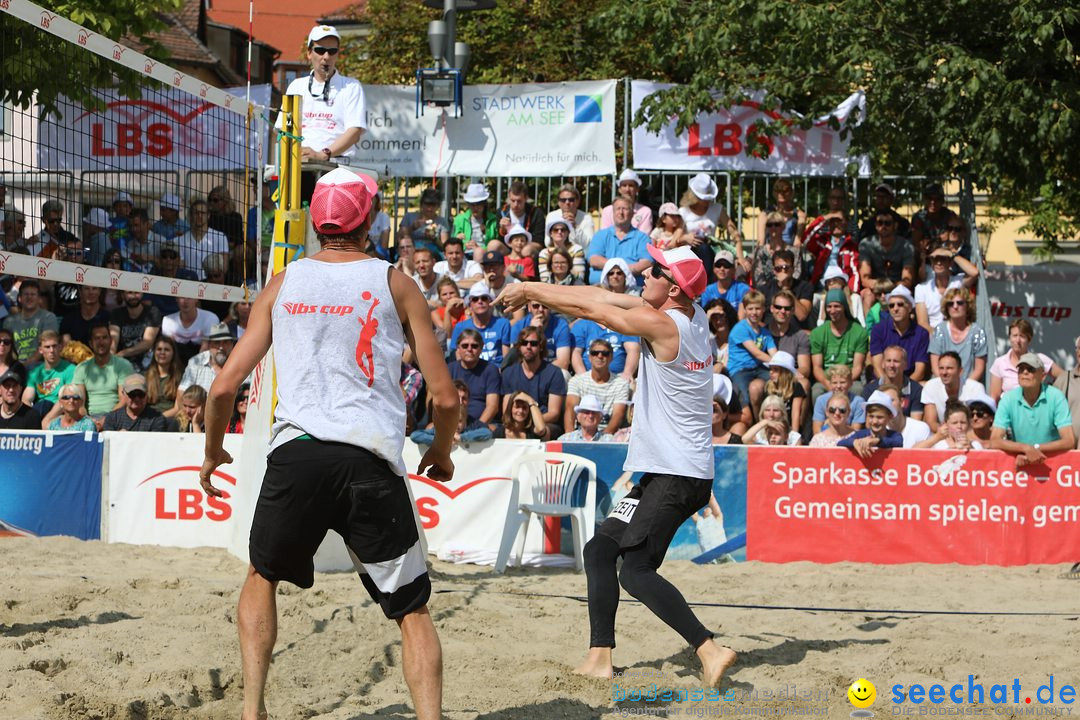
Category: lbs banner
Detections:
[
  {"x1": 0, "y1": 431, "x2": 103, "y2": 539},
  {"x1": 38, "y1": 85, "x2": 271, "y2": 171},
  {"x1": 352, "y1": 80, "x2": 616, "y2": 177},
  {"x1": 107, "y1": 432, "x2": 246, "y2": 548},
  {"x1": 748, "y1": 447, "x2": 1080, "y2": 565},
  {"x1": 631, "y1": 80, "x2": 870, "y2": 176}
]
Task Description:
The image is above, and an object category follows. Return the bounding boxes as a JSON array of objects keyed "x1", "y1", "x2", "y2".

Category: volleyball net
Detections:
[{"x1": 0, "y1": 0, "x2": 273, "y2": 303}]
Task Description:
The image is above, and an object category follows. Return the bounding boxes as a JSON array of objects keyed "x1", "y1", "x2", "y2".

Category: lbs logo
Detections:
[{"x1": 137, "y1": 466, "x2": 235, "y2": 521}]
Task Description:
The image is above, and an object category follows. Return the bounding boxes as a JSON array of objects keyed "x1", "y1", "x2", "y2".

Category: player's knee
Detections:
[
  {"x1": 618, "y1": 562, "x2": 644, "y2": 598},
  {"x1": 584, "y1": 534, "x2": 617, "y2": 570}
]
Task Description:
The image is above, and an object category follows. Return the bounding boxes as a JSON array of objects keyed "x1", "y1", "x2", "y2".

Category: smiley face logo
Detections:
[{"x1": 848, "y1": 678, "x2": 876, "y2": 710}]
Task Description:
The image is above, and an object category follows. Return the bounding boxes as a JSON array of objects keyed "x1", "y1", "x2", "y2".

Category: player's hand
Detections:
[
  {"x1": 418, "y1": 447, "x2": 454, "y2": 483},
  {"x1": 498, "y1": 284, "x2": 529, "y2": 312},
  {"x1": 200, "y1": 447, "x2": 234, "y2": 498}
]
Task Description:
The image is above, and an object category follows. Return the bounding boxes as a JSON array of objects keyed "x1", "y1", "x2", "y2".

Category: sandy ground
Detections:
[{"x1": 2, "y1": 537, "x2": 1079, "y2": 720}]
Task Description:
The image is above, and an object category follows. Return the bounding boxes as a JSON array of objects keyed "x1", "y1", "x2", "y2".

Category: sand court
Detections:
[{"x1": 2, "y1": 537, "x2": 1078, "y2": 719}]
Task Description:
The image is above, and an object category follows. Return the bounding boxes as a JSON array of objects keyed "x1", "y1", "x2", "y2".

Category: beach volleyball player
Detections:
[
  {"x1": 499, "y1": 245, "x2": 737, "y2": 686},
  {"x1": 200, "y1": 168, "x2": 459, "y2": 720}
]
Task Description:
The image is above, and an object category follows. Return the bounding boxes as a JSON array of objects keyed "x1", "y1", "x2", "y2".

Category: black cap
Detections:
[
  {"x1": 0, "y1": 361, "x2": 27, "y2": 387},
  {"x1": 481, "y1": 250, "x2": 505, "y2": 265},
  {"x1": 923, "y1": 182, "x2": 945, "y2": 198}
]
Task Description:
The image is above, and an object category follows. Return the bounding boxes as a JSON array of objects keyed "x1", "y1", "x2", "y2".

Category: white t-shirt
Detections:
[
  {"x1": 368, "y1": 211, "x2": 391, "y2": 244},
  {"x1": 679, "y1": 203, "x2": 726, "y2": 239},
  {"x1": 921, "y1": 378, "x2": 986, "y2": 420},
  {"x1": 177, "y1": 228, "x2": 229, "y2": 280},
  {"x1": 899, "y1": 418, "x2": 932, "y2": 447},
  {"x1": 914, "y1": 277, "x2": 963, "y2": 330},
  {"x1": 281, "y1": 72, "x2": 367, "y2": 159},
  {"x1": 931, "y1": 438, "x2": 984, "y2": 450},
  {"x1": 413, "y1": 273, "x2": 443, "y2": 302},
  {"x1": 162, "y1": 309, "x2": 219, "y2": 346},
  {"x1": 433, "y1": 259, "x2": 482, "y2": 283}
]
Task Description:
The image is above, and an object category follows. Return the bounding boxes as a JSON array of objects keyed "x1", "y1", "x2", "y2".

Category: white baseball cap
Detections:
[
  {"x1": 617, "y1": 168, "x2": 641, "y2": 187},
  {"x1": 865, "y1": 390, "x2": 898, "y2": 418},
  {"x1": 576, "y1": 395, "x2": 604, "y2": 414},
  {"x1": 307, "y1": 25, "x2": 340, "y2": 46},
  {"x1": 822, "y1": 265, "x2": 849, "y2": 285},
  {"x1": 84, "y1": 207, "x2": 109, "y2": 229}
]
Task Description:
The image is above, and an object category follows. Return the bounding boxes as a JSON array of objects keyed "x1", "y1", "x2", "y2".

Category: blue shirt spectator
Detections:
[
  {"x1": 586, "y1": 224, "x2": 650, "y2": 285},
  {"x1": 450, "y1": 316, "x2": 512, "y2": 366},
  {"x1": 510, "y1": 312, "x2": 572, "y2": 367},
  {"x1": 571, "y1": 319, "x2": 637, "y2": 375},
  {"x1": 726, "y1": 318, "x2": 776, "y2": 376},
  {"x1": 501, "y1": 361, "x2": 567, "y2": 415},
  {"x1": 449, "y1": 357, "x2": 501, "y2": 424}
]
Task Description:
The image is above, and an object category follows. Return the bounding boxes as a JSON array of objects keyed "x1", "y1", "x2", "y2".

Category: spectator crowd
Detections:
[{"x1": 2, "y1": 173, "x2": 1078, "y2": 467}]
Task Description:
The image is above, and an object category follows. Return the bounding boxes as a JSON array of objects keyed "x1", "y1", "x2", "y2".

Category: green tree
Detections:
[
  {"x1": 347, "y1": 0, "x2": 1079, "y2": 247},
  {"x1": 341, "y1": 0, "x2": 619, "y2": 85},
  {"x1": 1, "y1": 0, "x2": 181, "y2": 118}
]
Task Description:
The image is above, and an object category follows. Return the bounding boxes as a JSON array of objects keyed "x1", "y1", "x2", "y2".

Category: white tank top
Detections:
[
  {"x1": 624, "y1": 304, "x2": 714, "y2": 480},
  {"x1": 268, "y1": 257, "x2": 407, "y2": 477}
]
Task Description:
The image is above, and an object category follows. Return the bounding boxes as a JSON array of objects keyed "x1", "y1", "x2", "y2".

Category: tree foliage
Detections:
[
  {"x1": 1, "y1": 0, "x2": 181, "y2": 118},
  {"x1": 347, "y1": 0, "x2": 1078, "y2": 245}
]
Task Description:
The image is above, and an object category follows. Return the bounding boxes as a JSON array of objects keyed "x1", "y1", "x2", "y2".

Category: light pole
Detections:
[{"x1": 421, "y1": 0, "x2": 495, "y2": 218}]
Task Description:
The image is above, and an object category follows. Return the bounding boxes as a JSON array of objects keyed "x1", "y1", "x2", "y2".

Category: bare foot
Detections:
[
  {"x1": 697, "y1": 639, "x2": 737, "y2": 687},
  {"x1": 573, "y1": 647, "x2": 613, "y2": 679}
]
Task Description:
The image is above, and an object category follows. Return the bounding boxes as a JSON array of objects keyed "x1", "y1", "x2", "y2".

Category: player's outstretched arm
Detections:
[{"x1": 391, "y1": 268, "x2": 458, "y2": 483}]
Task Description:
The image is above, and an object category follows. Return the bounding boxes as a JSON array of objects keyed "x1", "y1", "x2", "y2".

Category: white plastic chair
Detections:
[{"x1": 494, "y1": 452, "x2": 597, "y2": 573}]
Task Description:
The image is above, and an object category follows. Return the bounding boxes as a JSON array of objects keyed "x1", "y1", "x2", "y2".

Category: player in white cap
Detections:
[{"x1": 201, "y1": 168, "x2": 458, "y2": 720}]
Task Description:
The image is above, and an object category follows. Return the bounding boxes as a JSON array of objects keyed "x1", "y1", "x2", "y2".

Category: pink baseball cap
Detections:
[
  {"x1": 310, "y1": 168, "x2": 377, "y2": 234},
  {"x1": 646, "y1": 245, "x2": 707, "y2": 299}
]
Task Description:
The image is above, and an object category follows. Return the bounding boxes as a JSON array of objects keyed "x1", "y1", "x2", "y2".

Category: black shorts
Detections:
[
  {"x1": 249, "y1": 438, "x2": 430, "y2": 619},
  {"x1": 598, "y1": 473, "x2": 712, "y2": 567}
]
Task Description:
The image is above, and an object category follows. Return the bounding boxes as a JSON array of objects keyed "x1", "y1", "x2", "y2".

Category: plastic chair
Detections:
[{"x1": 494, "y1": 452, "x2": 597, "y2": 573}]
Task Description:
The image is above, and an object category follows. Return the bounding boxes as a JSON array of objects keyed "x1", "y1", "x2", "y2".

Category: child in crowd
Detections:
[
  {"x1": 503, "y1": 224, "x2": 536, "y2": 280},
  {"x1": 744, "y1": 394, "x2": 801, "y2": 446},
  {"x1": 863, "y1": 278, "x2": 894, "y2": 334},
  {"x1": 649, "y1": 203, "x2": 691, "y2": 250},
  {"x1": 916, "y1": 399, "x2": 984, "y2": 450},
  {"x1": 764, "y1": 351, "x2": 805, "y2": 431},
  {"x1": 726, "y1": 290, "x2": 776, "y2": 416},
  {"x1": 838, "y1": 390, "x2": 904, "y2": 458},
  {"x1": 177, "y1": 385, "x2": 206, "y2": 433}
]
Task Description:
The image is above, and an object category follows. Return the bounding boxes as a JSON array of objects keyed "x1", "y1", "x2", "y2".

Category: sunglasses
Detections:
[
  {"x1": 311, "y1": 45, "x2": 339, "y2": 55},
  {"x1": 470, "y1": 296, "x2": 492, "y2": 303},
  {"x1": 948, "y1": 300, "x2": 967, "y2": 307},
  {"x1": 521, "y1": 339, "x2": 541, "y2": 347},
  {"x1": 771, "y1": 303, "x2": 792, "y2": 312},
  {"x1": 772, "y1": 264, "x2": 792, "y2": 272},
  {"x1": 589, "y1": 349, "x2": 612, "y2": 357},
  {"x1": 0, "y1": 338, "x2": 11, "y2": 345},
  {"x1": 650, "y1": 264, "x2": 674, "y2": 282},
  {"x1": 126, "y1": 390, "x2": 147, "y2": 399},
  {"x1": 888, "y1": 302, "x2": 908, "y2": 309},
  {"x1": 971, "y1": 407, "x2": 992, "y2": 418},
  {"x1": 550, "y1": 226, "x2": 569, "y2": 233},
  {"x1": 239, "y1": 395, "x2": 249, "y2": 402},
  {"x1": 557, "y1": 196, "x2": 576, "y2": 203},
  {"x1": 714, "y1": 261, "x2": 733, "y2": 269},
  {"x1": 458, "y1": 342, "x2": 480, "y2": 350},
  {"x1": 945, "y1": 225, "x2": 964, "y2": 232},
  {"x1": 60, "y1": 394, "x2": 82, "y2": 401},
  {"x1": 826, "y1": 405, "x2": 849, "y2": 414},
  {"x1": 765, "y1": 222, "x2": 783, "y2": 228}
]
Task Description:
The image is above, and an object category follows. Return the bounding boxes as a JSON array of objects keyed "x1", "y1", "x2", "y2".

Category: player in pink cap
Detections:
[
  {"x1": 499, "y1": 244, "x2": 737, "y2": 687},
  {"x1": 200, "y1": 167, "x2": 458, "y2": 720}
]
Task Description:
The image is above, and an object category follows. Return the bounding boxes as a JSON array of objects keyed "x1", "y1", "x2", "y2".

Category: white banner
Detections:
[
  {"x1": 107, "y1": 432, "x2": 246, "y2": 548},
  {"x1": 353, "y1": 80, "x2": 616, "y2": 177},
  {"x1": 37, "y1": 85, "x2": 271, "y2": 171},
  {"x1": 631, "y1": 80, "x2": 870, "y2": 176}
]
